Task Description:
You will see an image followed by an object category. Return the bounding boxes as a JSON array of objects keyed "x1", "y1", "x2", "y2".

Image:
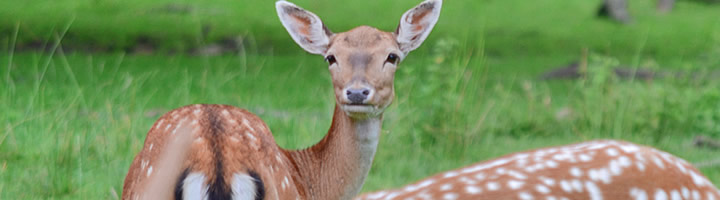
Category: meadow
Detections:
[{"x1": 1, "y1": 0, "x2": 720, "y2": 199}]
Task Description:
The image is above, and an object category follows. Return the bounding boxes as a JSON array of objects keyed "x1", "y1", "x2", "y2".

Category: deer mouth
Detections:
[{"x1": 341, "y1": 104, "x2": 378, "y2": 116}]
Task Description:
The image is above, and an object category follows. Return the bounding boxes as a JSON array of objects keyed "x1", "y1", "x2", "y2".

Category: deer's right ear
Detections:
[{"x1": 276, "y1": 1, "x2": 333, "y2": 55}]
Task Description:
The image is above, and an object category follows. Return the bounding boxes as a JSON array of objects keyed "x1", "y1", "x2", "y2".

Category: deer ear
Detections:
[
  {"x1": 395, "y1": 0, "x2": 442, "y2": 54},
  {"x1": 276, "y1": 1, "x2": 333, "y2": 55}
]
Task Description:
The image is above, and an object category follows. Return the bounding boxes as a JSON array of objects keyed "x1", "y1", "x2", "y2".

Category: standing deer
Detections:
[
  {"x1": 356, "y1": 140, "x2": 720, "y2": 200},
  {"x1": 121, "y1": 0, "x2": 442, "y2": 199}
]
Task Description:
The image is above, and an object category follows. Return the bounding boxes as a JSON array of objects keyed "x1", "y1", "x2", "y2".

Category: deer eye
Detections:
[
  {"x1": 385, "y1": 53, "x2": 399, "y2": 64},
  {"x1": 325, "y1": 55, "x2": 337, "y2": 65}
]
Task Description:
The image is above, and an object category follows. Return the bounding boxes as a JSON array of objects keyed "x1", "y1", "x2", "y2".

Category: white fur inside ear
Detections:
[
  {"x1": 276, "y1": 1, "x2": 332, "y2": 55},
  {"x1": 396, "y1": 0, "x2": 442, "y2": 54}
]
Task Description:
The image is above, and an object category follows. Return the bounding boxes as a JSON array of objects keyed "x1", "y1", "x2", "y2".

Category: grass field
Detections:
[{"x1": 1, "y1": 0, "x2": 720, "y2": 199}]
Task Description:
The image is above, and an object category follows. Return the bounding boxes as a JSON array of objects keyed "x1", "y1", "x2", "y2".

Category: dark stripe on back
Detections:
[
  {"x1": 248, "y1": 170, "x2": 266, "y2": 200},
  {"x1": 174, "y1": 168, "x2": 190, "y2": 200},
  {"x1": 206, "y1": 106, "x2": 232, "y2": 200}
]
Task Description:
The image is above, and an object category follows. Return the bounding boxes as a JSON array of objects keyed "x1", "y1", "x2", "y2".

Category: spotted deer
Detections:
[
  {"x1": 356, "y1": 140, "x2": 720, "y2": 200},
  {"x1": 121, "y1": 0, "x2": 442, "y2": 199}
]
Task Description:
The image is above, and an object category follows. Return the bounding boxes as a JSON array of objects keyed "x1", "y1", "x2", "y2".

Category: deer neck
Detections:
[{"x1": 286, "y1": 104, "x2": 382, "y2": 200}]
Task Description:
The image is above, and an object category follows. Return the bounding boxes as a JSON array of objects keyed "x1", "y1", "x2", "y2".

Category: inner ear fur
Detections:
[
  {"x1": 395, "y1": 0, "x2": 442, "y2": 54},
  {"x1": 276, "y1": 1, "x2": 334, "y2": 55}
]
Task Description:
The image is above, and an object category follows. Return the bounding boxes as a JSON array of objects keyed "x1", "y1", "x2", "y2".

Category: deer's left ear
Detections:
[
  {"x1": 276, "y1": 1, "x2": 334, "y2": 55},
  {"x1": 395, "y1": 0, "x2": 442, "y2": 54}
]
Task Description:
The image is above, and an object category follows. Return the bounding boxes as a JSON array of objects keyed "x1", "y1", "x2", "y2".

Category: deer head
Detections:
[{"x1": 276, "y1": 0, "x2": 442, "y2": 119}]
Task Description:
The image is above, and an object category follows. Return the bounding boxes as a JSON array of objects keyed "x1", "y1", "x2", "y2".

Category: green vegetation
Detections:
[{"x1": 1, "y1": 0, "x2": 719, "y2": 199}]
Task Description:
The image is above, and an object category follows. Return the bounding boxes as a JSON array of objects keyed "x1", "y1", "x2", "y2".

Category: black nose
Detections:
[{"x1": 346, "y1": 88, "x2": 371, "y2": 104}]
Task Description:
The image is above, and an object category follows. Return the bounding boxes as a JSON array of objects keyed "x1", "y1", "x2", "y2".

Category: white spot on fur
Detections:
[
  {"x1": 146, "y1": 166, "x2": 153, "y2": 177},
  {"x1": 539, "y1": 176, "x2": 556, "y2": 186},
  {"x1": 605, "y1": 148, "x2": 619, "y2": 156},
  {"x1": 585, "y1": 181, "x2": 603, "y2": 200},
  {"x1": 618, "y1": 156, "x2": 632, "y2": 167},
  {"x1": 588, "y1": 168, "x2": 612, "y2": 184},
  {"x1": 231, "y1": 173, "x2": 257, "y2": 200},
  {"x1": 365, "y1": 191, "x2": 388, "y2": 199},
  {"x1": 183, "y1": 173, "x2": 209, "y2": 200},
  {"x1": 384, "y1": 192, "x2": 400, "y2": 199},
  {"x1": 486, "y1": 182, "x2": 500, "y2": 191},
  {"x1": 691, "y1": 190, "x2": 700, "y2": 200},
  {"x1": 149, "y1": 143, "x2": 154, "y2": 151},
  {"x1": 654, "y1": 189, "x2": 668, "y2": 200},
  {"x1": 636, "y1": 163, "x2": 646, "y2": 171},
  {"x1": 155, "y1": 119, "x2": 165, "y2": 130},
  {"x1": 242, "y1": 118, "x2": 256, "y2": 132},
  {"x1": 443, "y1": 171, "x2": 459, "y2": 178},
  {"x1": 440, "y1": 184, "x2": 453, "y2": 191},
  {"x1": 570, "y1": 167, "x2": 583, "y2": 177},
  {"x1": 630, "y1": 188, "x2": 648, "y2": 200},
  {"x1": 459, "y1": 176, "x2": 477, "y2": 185},
  {"x1": 560, "y1": 180, "x2": 572, "y2": 192},
  {"x1": 689, "y1": 171, "x2": 709, "y2": 186},
  {"x1": 536, "y1": 184, "x2": 550, "y2": 194},
  {"x1": 276, "y1": 154, "x2": 283, "y2": 163},
  {"x1": 508, "y1": 180, "x2": 525, "y2": 190},
  {"x1": 670, "y1": 190, "x2": 682, "y2": 200},
  {"x1": 518, "y1": 191, "x2": 534, "y2": 200},
  {"x1": 508, "y1": 170, "x2": 527, "y2": 179},
  {"x1": 652, "y1": 156, "x2": 665, "y2": 169},
  {"x1": 545, "y1": 160, "x2": 559, "y2": 168},
  {"x1": 245, "y1": 131, "x2": 257, "y2": 141},
  {"x1": 579, "y1": 154, "x2": 592, "y2": 162},
  {"x1": 707, "y1": 192, "x2": 717, "y2": 200},
  {"x1": 465, "y1": 185, "x2": 482, "y2": 194},
  {"x1": 283, "y1": 176, "x2": 290, "y2": 189},
  {"x1": 620, "y1": 144, "x2": 640, "y2": 153},
  {"x1": 461, "y1": 158, "x2": 512, "y2": 174},
  {"x1": 416, "y1": 179, "x2": 436, "y2": 188},
  {"x1": 442, "y1": 192, "x2": 458, "y2": 200},
  {"x1": 609, "y1": 159, "x2": 623, "y2": 175},
  {"x1": 571, "y1": 179, "x2": 583, "y2": 192},
  {"x1": 681, "y1": 187, "x2": 690, "y2": 199}
]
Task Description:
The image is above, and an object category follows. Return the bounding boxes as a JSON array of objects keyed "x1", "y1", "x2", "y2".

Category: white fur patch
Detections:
[
  {"x1": 585, "y1": 181, "x2": 603, "y2": 200},
  {"x1": 630, "y1": 187, "x2": 648, "y2": 200},
  {"x1": 231, "y1": 173, "x2": 258, "y2": 200},
  {"x1": 183, "y1": 173, "x2": 209, "y2": 200}
]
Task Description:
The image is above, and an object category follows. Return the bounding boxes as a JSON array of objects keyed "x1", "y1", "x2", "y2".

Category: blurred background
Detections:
[{"x1": 1, "y1": 0, "x2": 719, "y2": 198}]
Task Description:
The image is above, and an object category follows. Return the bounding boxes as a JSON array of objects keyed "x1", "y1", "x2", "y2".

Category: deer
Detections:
[
  {"x1": 121, "y1": 0, "x2": 442, "y2": 199},
  {"x1": 356, "y1": 140, "x2": 720, "y2": 200}
]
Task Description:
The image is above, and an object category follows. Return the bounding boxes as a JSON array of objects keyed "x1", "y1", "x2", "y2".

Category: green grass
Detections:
[
  {"x1": 2, "y1": 49, "x2": 720, "y2": 198},
  {"x1": 1, "y1": 0, "x2": 719, "y2": 58},
  {"x1": 1, "y1": 0, "x2": 720, "y2": 199}
]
